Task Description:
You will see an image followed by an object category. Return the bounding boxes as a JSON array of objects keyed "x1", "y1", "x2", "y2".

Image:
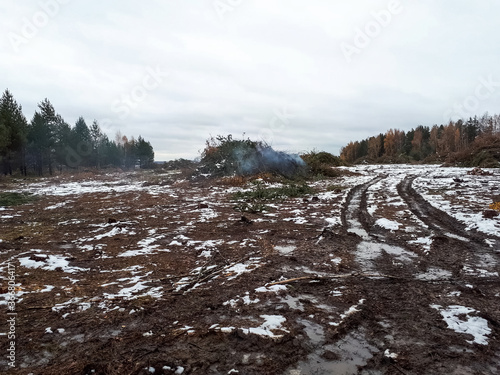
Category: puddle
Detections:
[
  {"x1": 298, "y1": 319, "x2": 325, "y2": 345},
  {"x1": 274, "y1": 294, "x2": 335, "y2": 313},
  {"x1": 273, "y1": 294, "x2": 336, "y2": 315},
  {"x1": 346, "y1": 193, "x2": 370, "y2": 239},
  {"x1": 345, "y1": 180, "x2": 416, "y2": 271},
  {"x1": 345, "y1": 186, "x2": 371, "y2": 240},
  {"x1": 278, "y1": 296, "x2": 305, "y2": 311},
  {"x1": 355, "y1": 242, "x2": 381, "y2": 269},
  {"x1": 356, "y1": 241, "x2": 416, "y2": 271},
  {"x1": 288, "y1": 328, "x2": 380, "y2": 375}
]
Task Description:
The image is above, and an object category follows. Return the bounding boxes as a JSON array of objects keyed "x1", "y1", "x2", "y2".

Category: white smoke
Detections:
[{"x1": 232, "y1": 143, "x2": 306, "y2": 178}]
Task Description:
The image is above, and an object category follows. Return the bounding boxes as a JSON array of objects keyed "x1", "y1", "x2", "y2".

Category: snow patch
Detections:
[
  {"x1": 431, "y1": 304, "x2": 491, "y2": 345},
  {"x1": 255, "y1": 285, "x2": 287, "y2": 293},
  {"x1": 375, "y1": 218, "x2": 401, "y2": 231},
  {"x1": 19, "y1": 254, "x2": 87, "y2": 273},
  {"x1": 217, "y1": 315, "x2": 289, "y2": 338},
  {"x1": 408, "y1": 236, "x2": 433, "y2": 254},
  {"x1": 384, "y1": 349, "x2": 398, "y2": 359},
  {"x1": 45, "y1": 201, "x2": 70, "y2": 210},
  {"x1": 224, "y1": 258, "x2": 262, "y2": 281}
]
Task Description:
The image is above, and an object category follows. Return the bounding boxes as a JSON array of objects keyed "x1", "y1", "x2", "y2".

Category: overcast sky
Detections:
[{"x1": 1, "y1": 0, "x2": 500, "y2": 160}]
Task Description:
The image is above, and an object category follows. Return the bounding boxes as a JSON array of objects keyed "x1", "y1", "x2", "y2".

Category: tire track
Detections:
[
  {"x1": 341, "y1": 176, "x2": 384, "y2": 238},
  {"x1": 341, "y1": 176, "x2": 418, "y2": 272},
  {"x1": 397, "y1": 175, "x2": 494, "y2": 246},
  {"x1": 313, "y1": 171, "x2": 499, "y2": 374},
  {"x1": 330, "y1": 170, "x2": 500, "y2": 374}
]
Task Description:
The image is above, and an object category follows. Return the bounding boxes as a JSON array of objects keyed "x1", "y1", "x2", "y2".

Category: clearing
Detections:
[{"x1": 0, "y1": 165, "x2": 499, "y2": 374}]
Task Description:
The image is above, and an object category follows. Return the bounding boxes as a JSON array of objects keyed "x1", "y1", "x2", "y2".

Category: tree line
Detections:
[
  {"x1": 340, "y1": 113, "x2": 500, "y2": 166},
  {"x1": 0, "y1": 89, "x2": 155, "y2": 176}
]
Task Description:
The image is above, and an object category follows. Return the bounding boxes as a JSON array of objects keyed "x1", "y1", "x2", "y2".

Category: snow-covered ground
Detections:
[
  {"x1": 0, "y1": 165, "x2": 499, "y2": 373},
  {"x1": 347, "y1": 164, "x2": 500, "y2": 238}
]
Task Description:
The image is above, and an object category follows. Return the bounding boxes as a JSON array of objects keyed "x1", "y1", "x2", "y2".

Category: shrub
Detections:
[
  {"x1": 199, "y1": 135, "x2": 307, "y2": 178},
  {"x1": 162, "y1": 158, "x2": 199, "y2": 171},
  {"x1": 232, "y1": 182, "x2": 314, "y2": 201},
  {"x1": 301, "y1": 150, "x2": 344, "y2": 178},
  {"x1": 301, "y1": 151, "x2": 342, "y2": 166},
  {"x1": 327, "y1": 184, "x2": 345, "y2": 192},
  {"x1": 0, "y1": 192, "x2": 36, "y2": 206},
  {"x1": 233, "y1": 202, "x2": 271, "y2": 213}
]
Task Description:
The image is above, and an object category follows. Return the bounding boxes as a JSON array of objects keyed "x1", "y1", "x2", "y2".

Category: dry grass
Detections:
[
  {"x1": 219, "y1": 175, "x2": 248, "y2": 187},
  {"x1": 3, "y1": 221, "x2": 56, "y2": 242},
  {"x1": 217, "y1": 172, "x2": 285, "y2": 187},
  {"x1": 489, "y1": 201, "x2": 500, "y2": 211}
]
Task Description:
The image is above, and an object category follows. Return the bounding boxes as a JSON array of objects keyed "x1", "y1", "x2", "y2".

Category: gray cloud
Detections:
[{"x1": 2, "y1": 0, "x2": 500, "y2": 160}]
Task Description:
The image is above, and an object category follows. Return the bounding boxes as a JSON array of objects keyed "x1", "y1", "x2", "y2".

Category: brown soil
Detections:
[{"x1": 0, "y1": 171, "x2": 499, "y2": 375}]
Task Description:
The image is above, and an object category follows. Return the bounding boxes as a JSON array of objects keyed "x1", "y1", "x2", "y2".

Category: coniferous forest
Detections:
[
  {"x1": 340, "y1": 115, "x2": 500, "y2": 167},
  {"x1": 0, "y1": 89, "x2": 155, "y2": 176},
  {"x1": 3, "y1": 87, "x2": 499, "y2": 177}
]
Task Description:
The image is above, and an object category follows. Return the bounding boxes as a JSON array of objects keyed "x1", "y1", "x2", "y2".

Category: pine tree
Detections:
[
  {"x1": 35, "y1": 99, "x2": 58, "y2": 174},
  {"x1": 89, "y1": 120, "x2": 104, "y2": 168},
  {"x1": 136, "y1": 136, "x2": 155, "y2": 168},
  {"x1": 1, "y1": 89, "x2": 158, "y2": 174},
  {"x1": 28, "y1": 112, "x2": 50, "y2": 175},
  {"x1": 0, "y1": 89, "x2": 28, "y2": 175},
  {"x1": 53, "y1": 115, "x2": 72, "y2": 170}
]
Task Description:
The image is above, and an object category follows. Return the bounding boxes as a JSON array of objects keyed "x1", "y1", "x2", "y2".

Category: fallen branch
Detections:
[
  {"x1": 172, "y1": 253, "x2": 259, "y2": 291},
  {"x1": 159, "y1": 274, "x2": 192, "y2": 282},
  {"x1": 267, "y1": 272, "x2": 402, "y2": 286},
  {"x1": 268, "y1": 276, "x2": 317, "y2": 285},
  {"x1": 195, "y1": 266, "x2": 226, "y2": 284},
  {"x1": 391, "y1": 363, "x2": 409, "y2": 375},
  {"x1": 23, "y1": 306, "x2": 53, "y2": 310}
]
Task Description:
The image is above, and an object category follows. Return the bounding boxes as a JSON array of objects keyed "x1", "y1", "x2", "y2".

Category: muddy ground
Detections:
[{"x1": 0, "y1": 167, "x2": 499, "y2": 375}]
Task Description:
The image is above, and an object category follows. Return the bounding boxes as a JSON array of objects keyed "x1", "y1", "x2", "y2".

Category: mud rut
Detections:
[
  {"x1": 4, "y1": 174, "x2": 500, "y2": 375},
  {"x1": 397, "y1": 176, "x2": 488, "y2": 246},
  {"x1": 320, "y1": 175, "x2": 500, "y2": 375},
  {"x1": 160, "y1": 175, "x2": 500, "y2": 375}
]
